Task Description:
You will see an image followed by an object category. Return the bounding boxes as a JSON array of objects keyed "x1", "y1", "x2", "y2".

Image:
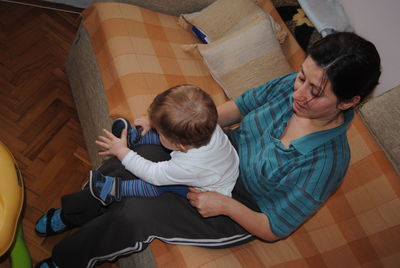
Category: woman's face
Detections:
[{"x1": 292, "y1": 56, "x2": 344, "y2": 120}]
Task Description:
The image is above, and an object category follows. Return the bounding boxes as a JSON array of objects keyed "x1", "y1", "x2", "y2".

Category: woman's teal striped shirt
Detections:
[{"x1": 228, "y1": 72, "x2": 353, "y2": 237}]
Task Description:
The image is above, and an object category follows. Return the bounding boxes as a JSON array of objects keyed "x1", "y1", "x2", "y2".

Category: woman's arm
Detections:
[
  {"x1": 187, "y1": 188, "x2": 280, "y2": 242},
  {"x1": 217, "y1": 100, "x2": 243, "y2": 128}
]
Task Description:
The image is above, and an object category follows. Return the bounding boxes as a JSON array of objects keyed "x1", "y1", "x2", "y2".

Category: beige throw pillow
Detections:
[
  {"x1": 180, "y1": 0, "x2": 286, "y2": 43},
  {"x1": 193, "y1": 14, "x2": 292, "y2": 99}
]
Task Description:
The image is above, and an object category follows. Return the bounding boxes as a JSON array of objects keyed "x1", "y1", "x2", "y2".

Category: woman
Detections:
[
  {"x1": 35, "y1": 32, "x2": 381, "y2": 267},
  {"x1": 195, "y1": 31, "x2": 381, "y2": 239}
]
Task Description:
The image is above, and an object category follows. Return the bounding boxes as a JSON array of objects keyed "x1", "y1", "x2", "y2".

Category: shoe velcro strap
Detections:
[
  {"x1": 48, "y1": 259, "x2": 57, "y2": 268},
  {"x1": 114, "y1": 177, "x2": 122, "y2": 202},
  {"x1": 133, "y1": 126, "x2": 142, "y2": 144},
  {"x1": 45, "y1": 208, "x2": 58, "y2": 236}
]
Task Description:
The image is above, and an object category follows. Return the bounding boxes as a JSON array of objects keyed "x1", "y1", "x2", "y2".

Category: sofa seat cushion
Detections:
[
  {"x1": 81, "y1": 0, "x2": 305, "y2": 121},
  {"x1": 82, "y1": 2, "x2": 227, "y2": 121}
]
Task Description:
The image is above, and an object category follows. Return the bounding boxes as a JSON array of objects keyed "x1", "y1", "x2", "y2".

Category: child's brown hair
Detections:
[{"x1": 148, "y1": 84, "x2": 218, "y2": 148}]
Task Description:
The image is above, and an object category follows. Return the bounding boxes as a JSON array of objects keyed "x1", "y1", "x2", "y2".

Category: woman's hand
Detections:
[
  {"x1": 187, "y1": 187, "x2": 228, "y2": 217},
  {"x1": 134, "y1": 116, "x2": 152, "y2": 136},
  {"x1": 95, "y1": 129, "x2": 130, "y2": 160},
  {"x1": 187, "y1": 187, "x2": 280, "y2": 242}
]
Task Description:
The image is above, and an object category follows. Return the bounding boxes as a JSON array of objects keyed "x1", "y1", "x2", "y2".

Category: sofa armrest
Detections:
[
  {"x1": 358, "y1": 85, "x2": 400, "y2": 174},
  {"x1": 65, "y1": 25, "x2": 113, "y2": 168}
]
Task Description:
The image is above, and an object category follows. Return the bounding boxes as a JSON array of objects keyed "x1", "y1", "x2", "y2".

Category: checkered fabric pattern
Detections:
[
  {"x1": 82, "y1": 2, "x2": 226, "y2": 122},
  {"x1": 81, "y1": 0, "x2": 400, "y2": 266},
  {"x1": 81, "y1": 0, "x2": 305, "y2": 122}
]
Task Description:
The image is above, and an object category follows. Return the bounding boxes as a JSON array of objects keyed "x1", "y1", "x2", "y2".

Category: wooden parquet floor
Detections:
[{"x1": 0, "y1": 1, "x2": 117, "y2": 267}]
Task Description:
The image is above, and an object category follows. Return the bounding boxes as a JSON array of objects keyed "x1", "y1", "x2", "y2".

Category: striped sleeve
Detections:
[
  {"x1": 263, "y1": 183, "x2": 323, "y2": 237},
  {"x1": 260, "y1": 147, "x2": 350, "y2": 237}
]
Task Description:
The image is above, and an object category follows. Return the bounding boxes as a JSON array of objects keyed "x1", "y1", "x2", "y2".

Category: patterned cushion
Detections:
[
  {"x1": 81, "y1": 0, "x2": 305, "y2": 122},
  {"x1": 180, "y1": 0, "x2": 288, "y2": 44},
  {"x1": 82, "y1": 2, "x2": 227, "y2": 122},
  {"x1": 180, "y1": 0, "x2": 265, "y2": 43},
  {"x1": 191, "y1": 13, "x2": 291, "y2": 99}
]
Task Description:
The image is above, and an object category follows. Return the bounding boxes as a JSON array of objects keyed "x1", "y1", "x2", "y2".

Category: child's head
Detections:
[{"x1": 148, "y1": 84, "x2": 218, "y2": 148}]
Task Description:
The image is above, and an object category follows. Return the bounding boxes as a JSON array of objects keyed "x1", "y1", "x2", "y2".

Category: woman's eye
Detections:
[
  {"x1": 311, "y1": 87, "x2": 320, "y2": 97},
  {"x1": 298, "y1": 77, "x2": 305, "y2": 82}
]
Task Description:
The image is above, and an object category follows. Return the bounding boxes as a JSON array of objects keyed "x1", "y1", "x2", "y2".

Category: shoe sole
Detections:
[
  {"x1": 112, "y1": 118, "x2": 130, "y2": 136},
  {"x1": 112, "y1": 117, "x2": 134, "y2": 147},
  {"x1": 35, "y1": 223, "x2": 69, "y2": 237},
  {"x1": 89, "y1": 170, "x2": 108, "y2": 206}
]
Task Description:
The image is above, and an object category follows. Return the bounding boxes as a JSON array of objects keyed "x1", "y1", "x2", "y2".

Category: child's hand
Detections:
[
  {"x1": 133, "y1": 116, "x2": 151, "y2": 136},
  {"x1": 96, "y1": 129, "x2": 130, "y2": 160}
]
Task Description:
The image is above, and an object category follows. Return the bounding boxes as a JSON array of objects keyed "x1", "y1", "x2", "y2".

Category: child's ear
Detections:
[
  {"x1": 177, "y1": 144, "x2": 194, "y2": 152},
  {"x1": 338, "y1": 95, "x2": 361, "y2": 110},
  {"x1": 177, "y1": 144, "x2": 188, "y2": 152}
]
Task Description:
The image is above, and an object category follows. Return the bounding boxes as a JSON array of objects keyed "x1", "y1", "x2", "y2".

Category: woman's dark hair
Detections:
[{"x1": 308, "y1": 32, "x2": 381, "y2": 104}]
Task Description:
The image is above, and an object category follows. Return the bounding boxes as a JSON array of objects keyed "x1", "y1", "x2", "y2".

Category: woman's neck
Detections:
[
  {"x1": 299, "y1": 111, "x2": 344, "y2": 131},
  {"x1": 280, "y1": 112, "x2": 344, "y2": 148}
]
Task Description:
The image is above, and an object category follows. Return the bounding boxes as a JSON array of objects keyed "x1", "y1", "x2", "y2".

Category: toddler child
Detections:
[{"x1": 90, "y1": 84, "x2": 239, "y2": 205}]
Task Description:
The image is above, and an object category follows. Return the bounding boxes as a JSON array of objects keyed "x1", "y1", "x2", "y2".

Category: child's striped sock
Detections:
[
  {"x1": 130, "y1": 128, "x2": 160, "y2": 146},
  {"x1": 121, "y1": 179, "x2": 160, "y2": 197}
]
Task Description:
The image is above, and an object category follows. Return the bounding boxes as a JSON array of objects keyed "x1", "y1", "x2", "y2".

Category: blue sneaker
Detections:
[
  {"x1": 111, "y1": 118, "x2": 142, "y2": 148},
  {"x1": 89, "y1": 170, "x2": 121, "y2": 206},
  {"x1": 35, "y1": 208, "x2": 69, "y2": 237}
]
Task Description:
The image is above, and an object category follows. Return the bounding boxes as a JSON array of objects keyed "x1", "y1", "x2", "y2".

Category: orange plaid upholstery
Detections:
[
  {"x1": 82, "y1": 2, "x2": 225, "y2": 122},
  {"x1": 81, "y1": 1, "x2": 400, "y2": 266},
  {"x1": 81, "y1": 0, "x2": 305, "y2": 122}
]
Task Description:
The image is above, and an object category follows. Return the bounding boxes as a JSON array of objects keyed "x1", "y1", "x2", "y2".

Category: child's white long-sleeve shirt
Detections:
[{"x1": 121, "y1": 125, "x2": 239, "y2": 196}]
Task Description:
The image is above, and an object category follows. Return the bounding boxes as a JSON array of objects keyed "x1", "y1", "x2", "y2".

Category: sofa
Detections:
[{"x1": 65, "y1": 0, "x2": 400, "y2": 267}]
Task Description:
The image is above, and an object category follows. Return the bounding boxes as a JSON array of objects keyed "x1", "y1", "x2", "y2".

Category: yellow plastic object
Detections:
[{"x1": 0, "y1": 141, "x2": 24, "y2": 255}]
